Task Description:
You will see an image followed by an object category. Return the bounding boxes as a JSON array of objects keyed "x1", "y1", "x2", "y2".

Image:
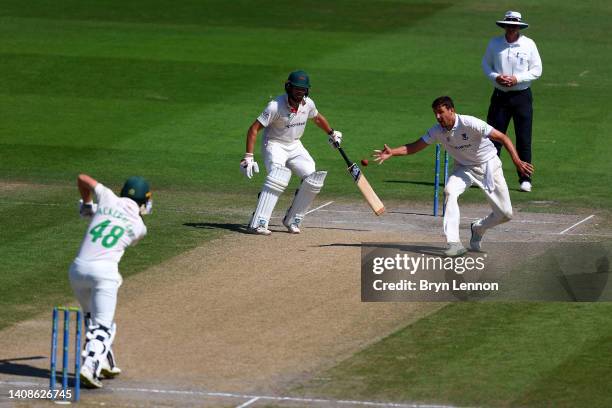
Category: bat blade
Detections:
[{"x1": 348, "y1": 164, "x2": 385, "y2": 216}]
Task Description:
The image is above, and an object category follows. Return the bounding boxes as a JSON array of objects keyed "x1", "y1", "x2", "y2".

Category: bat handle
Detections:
[{"x1": 336, "y1": 145, "x2": 353, "y2": 167}]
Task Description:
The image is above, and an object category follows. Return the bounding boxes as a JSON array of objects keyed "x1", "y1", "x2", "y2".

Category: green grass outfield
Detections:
[{"x1": 1, "y1": 0, "x2": 611, "y2": 406}]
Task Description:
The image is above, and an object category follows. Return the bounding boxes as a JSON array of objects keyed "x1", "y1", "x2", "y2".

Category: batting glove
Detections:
[
  {"x1": 328, "y1": 129, "x2": 343, "y2": 148},
  {"x1": 240, "y1": 153, "x2": 260, "y2": 179},
  {"x1": 79, "y1": 199, "x2": 98, "y2": 218}
]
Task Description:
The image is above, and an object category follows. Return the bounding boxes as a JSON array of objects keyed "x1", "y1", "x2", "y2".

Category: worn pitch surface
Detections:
[{"x1": 0, "y1": 202, "x2": 604, "y2": 407}]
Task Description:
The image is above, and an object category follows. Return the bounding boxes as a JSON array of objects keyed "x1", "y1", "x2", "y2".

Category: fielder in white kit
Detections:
[
  {"x1": 374, "y1": 96, "x2": 534, "y2": 256},
  {"x1": 241, "y1": 70, "x2": 342, "y2": 235},
  {"x1": 70, "y1": 174, "x2": 152, "y2": 388}
]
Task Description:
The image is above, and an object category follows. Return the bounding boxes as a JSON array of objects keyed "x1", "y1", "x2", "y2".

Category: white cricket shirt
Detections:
[
  {"x1": 482, "y1": 34, "x2": 542, "y2": 91},
  {"x1": 257, "y1": 94, "x2": 318, "y2": 144},
  {"x1": 75, "y1": 183, "x2": 147, "y2": 263},
  {"x1": 421, "y1": 114, "x2": 497, "y2": 166}
]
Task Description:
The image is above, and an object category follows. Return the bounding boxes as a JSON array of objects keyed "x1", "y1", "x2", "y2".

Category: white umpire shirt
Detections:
[
  {"x1": 257, "y1": 94, "x2": 318, "y2": 144},
  {"x1": 421, "y1": 114, "x2": 497, "y2": 167},
  {"x1": 482, "y1": 34, "x2": 542, "y2": 91},
  {"x1": 75, "y1": 184, "x2": 147, "y2": 264}
]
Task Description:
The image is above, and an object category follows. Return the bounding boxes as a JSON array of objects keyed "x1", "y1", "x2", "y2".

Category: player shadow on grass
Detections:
[
  {"x1": 184, "y1": 222, "x2": 249, "y2": 233},
  {"x1": 185, "y1": 222, "x2": 371, "y2": 233},
  {"x1": 386, "y1": 179, "x2": 480, "y2": 189},
  {"x1": 385, "y1": 179, "x2": 437, "y2": 187},
  {"x1": 0, "y1": 356, "x2": 50, "y2": 380}
]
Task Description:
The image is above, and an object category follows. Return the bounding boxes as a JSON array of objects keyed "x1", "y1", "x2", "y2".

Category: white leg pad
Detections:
[
  {"x1": 284, "y1": 171, "x2": 327, "y2": 227},
  {"x1": 82, "y1": 324, "x2": 112, "y2": 377},
  {"x1": 249, "y1": 166, "x2": 292, "y2": 229}
]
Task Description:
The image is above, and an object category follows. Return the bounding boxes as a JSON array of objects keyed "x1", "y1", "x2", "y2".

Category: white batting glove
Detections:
[
  {"x1": 240, "y1": 153, "x2": 259, "y2": 179},
  {"x1": 79, "y1": 199, "x2": 98, "y2": 218},
  {"x1": 328, "y1": 129, "x2": 343, "y2": 148}
]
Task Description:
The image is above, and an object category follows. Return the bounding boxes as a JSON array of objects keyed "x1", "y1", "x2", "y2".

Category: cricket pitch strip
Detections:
[{"x1": 0, "y1": 202, "x2": 607, "y2": 407}]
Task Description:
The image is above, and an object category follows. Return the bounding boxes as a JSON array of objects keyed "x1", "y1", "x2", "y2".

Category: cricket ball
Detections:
[{"x1": 361, "y1": 159, "x2": 369, "y2": 166}]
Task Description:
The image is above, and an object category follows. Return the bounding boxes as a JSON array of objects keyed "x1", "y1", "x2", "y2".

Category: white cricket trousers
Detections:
[
  {"x1": 263, "y1": 139, "x2": 316, "y2": 178},
  {"x1": 443, "y1": 156, "x2": 513, "y2": 243},
  {"x1": 69, "y1": 258, "x2": 122, "y2": 328}
]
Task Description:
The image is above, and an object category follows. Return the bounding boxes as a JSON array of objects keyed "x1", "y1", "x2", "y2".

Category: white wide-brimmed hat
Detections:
[{"x1": 496, "y1": 11, "x2": 529, "y2": 29}]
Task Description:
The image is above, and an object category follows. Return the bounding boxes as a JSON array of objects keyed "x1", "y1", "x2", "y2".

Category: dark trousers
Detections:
[{"x1": 487, "y1": 88, "x2": 533, "y2": 183}]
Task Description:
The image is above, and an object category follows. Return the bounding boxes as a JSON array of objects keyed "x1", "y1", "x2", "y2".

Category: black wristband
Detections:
[{"x1": 327, "y1": 129, "x2": 334, "y2": 136}]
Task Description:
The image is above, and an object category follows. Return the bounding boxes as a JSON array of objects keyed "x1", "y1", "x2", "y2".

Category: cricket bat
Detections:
[{"x1": 336, "y1": 145, "x2": 385, "y2": 215}]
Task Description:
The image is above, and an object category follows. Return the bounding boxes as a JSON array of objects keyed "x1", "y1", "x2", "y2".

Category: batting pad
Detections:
[
  {"x1": 249, "y1": 166, "x2": 292, "y2": 229},
  {"x1": 284, "y1": 171, "x2": 327, "y2": 227},
  {"x1": 83, "y1": 325, "x2": 112, "y2": 376}
]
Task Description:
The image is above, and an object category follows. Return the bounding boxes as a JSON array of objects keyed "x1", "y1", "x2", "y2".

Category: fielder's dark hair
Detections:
[{"x1": 432, "y1": 96, "x2": 455, "y2": 110}]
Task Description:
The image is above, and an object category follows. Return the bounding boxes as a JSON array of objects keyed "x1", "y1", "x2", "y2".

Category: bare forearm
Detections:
[
  {"x1": 502, "y1": 139, "x2": 522, "y2": 163},
  {"x1": 246, "y1": 131, "x2": 257, "y2": 154},
  {"x1": 313, "y1": 113, "x2": 332, "y2": 134},
  {"x1": 489, "y1": 129, "x2": 534, "y2": 176},
  {"x1": 491, "y1": 130, "x2": 521, "y2": 162},
  {"x1": 77, "y1": 174, "x2": 97, "y2": 202},
  {"x1": 245, "y1": 121, "x2": 263, "y2": 154},
  {"x1": 387, "y1": 141, "x2": 427, "y2": 156},
  {"x1": 387, "y1": 145, "x2": 409, "y2": 157}
]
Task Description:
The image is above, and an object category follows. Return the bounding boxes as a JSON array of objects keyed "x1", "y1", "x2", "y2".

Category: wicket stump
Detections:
[
  {"x1": 433, "y1": 144, "x2": 449, "y2": 217},
  {"x1": 50, "y1": 306, "x2": 82, "y2": 402}
]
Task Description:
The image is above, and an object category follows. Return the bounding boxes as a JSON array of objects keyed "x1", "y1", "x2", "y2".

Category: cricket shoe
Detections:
[
  {"x1": 100, "y1": 351, "x2": 122, "y2": 379},
  {"x1": 247, "y1": 226, "x2": 272, "y2": 235},
  {"x1": 80, "y1": 363, "x2": 103, "y2": 389},
  {"x1": 285, "y1": 223, "x2": 301, "y2": 234},
  {"x1": 444, "y1": 242, "x2": 467, "y2": 257},
  {"x1": 282, "y1": 218, "x2": 301, "y2": 234},
  {"x1": 519, "y1": 181, "x2": 532, "y2": 192},
  {"x1": 470, "y1": 221, "x2": 484, "y2": 252}
]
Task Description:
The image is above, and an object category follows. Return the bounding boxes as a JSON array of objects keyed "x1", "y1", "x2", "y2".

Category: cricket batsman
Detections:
[
  {"x1": 70, "y1": 174, "x2": 152, "y2": 388},
  {"x1": 241, "y1": 70, "x2": 342, "y2": 235}
]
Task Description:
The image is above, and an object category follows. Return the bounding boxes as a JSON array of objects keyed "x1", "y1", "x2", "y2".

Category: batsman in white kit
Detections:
[
  {"x1": 241, "y1": 70, "x2": 343, "y2": 235},
  {"x1": 374, "y1": 96, "x2": 534, "y2": 256},
  {"x1": 70, "y1": 174, "x2": 152, "y2": 388}
]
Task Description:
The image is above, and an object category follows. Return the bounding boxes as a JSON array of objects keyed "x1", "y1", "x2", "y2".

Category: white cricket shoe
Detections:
[
  {"x1": 286, "y1": 223, "x2": 301, "y2": 234},
  {"x1": 283, "y1": 219, "x2": 301, "y2": 234},
  {"x1": 100, "y1": 351, "x2": 122, "y2": 379},
  {"x1": 247, "y1": 226, "x2": 272, "y2": 235},
  {"x1": 470, "y1": 221, "x2": 484, "y2": 251},
  {"x1": 444, "y1": 242, "x2": 467, "y2": 257},
  {"x1": 519, "y1": 181, "x2": 532, "y2": 192},
  {"x1": 80, "y1": 363, "x2": 103, "y2": 389}
]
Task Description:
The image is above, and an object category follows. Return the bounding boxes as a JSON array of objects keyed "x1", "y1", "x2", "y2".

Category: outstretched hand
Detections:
[
  {"x1": 515, "y1": 159, "x2": 534, "y2": 178},
  {"x1": 373, "y1": 144, "x2": 393, "y2": 164}
]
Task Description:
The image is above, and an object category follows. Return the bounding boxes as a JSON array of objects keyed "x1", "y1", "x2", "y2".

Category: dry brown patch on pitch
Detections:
[
  {"x1": 115, "y1": 227, "x2": 442, "y2": 393},
  {"x1": 0, "y1": 225, "x2": 442, "y2": 397}
]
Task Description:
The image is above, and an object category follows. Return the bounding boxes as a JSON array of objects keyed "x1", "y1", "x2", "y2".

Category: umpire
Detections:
[{"x1": 482, "y1": 11, "x2": 542, "y2": 192}]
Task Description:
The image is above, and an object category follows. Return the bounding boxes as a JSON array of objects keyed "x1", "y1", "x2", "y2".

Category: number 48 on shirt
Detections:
[{"x1": 89, "y1": 220, "x2": 125, "y2": 248}]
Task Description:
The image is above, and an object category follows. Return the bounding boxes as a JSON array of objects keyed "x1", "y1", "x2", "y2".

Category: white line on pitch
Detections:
[
  {"x1": 236, "y1": 397, "x2": 260, "y2": 408},
  {"x1": 0, "y1": 381, "x2": 460, "y2": 408},
  {"x1": 306, "y1": 200, "x2": 335, "y2": 215},
  {"x1": 559, "y1": 214, "x2": 595, "y2": 234},
  {"x1": 315, "y1": 209, "x2": 569, "y2": 225},
  {"x1": 109, "y1": 385, "x2": 461, "y2": 408}
]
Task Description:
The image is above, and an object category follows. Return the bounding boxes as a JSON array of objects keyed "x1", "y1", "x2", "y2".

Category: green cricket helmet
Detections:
[
  {"x1": 287, "y1": 70, "x2": 311, "y2": 89},
  {"x1": 120, "y1": 176, "x2": 152, "y2": 214},
  {"x1": 285, "y1": 70, "x2": 311, "y2": 97}
]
